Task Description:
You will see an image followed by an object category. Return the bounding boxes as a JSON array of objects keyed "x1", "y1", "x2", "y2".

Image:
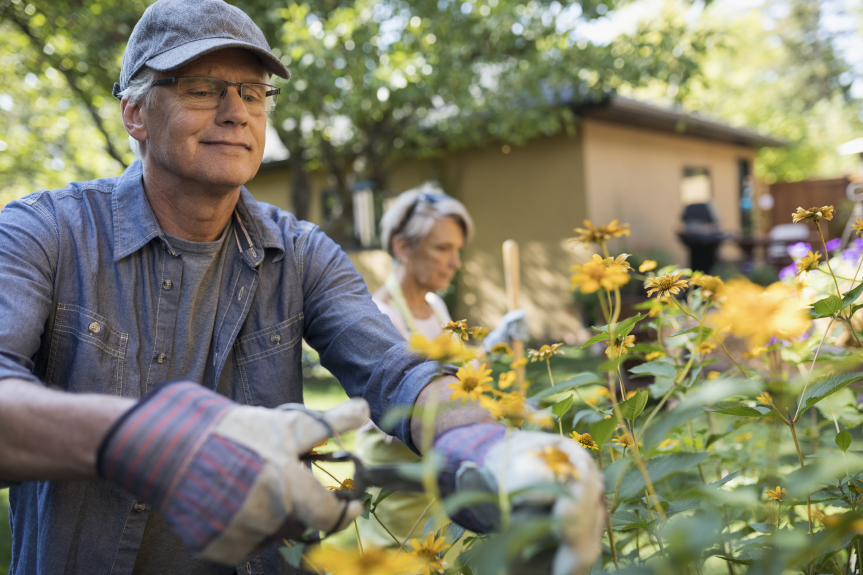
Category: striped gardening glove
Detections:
[
  {"x1": 97, "y1": 381, "x2": 368, "y2": 564},
  {"x1": 435, "y1": 424, "x2": 606, "y2": 575}
]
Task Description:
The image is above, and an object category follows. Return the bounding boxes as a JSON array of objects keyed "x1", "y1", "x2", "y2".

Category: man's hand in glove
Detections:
[
  {"x1": 435, "y1": 424, "x2": 606, "y2": 575},
  {"x1": 98, "y1": 381, "x2": 369, "y2": 564}
]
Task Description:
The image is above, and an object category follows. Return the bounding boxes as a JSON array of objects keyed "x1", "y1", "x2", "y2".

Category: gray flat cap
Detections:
[{"x1": 113, "y1": 0, "x2": 290, "y2": 99}]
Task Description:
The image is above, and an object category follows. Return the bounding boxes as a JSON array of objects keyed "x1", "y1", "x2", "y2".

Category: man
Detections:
[{"x1": 0, "y1": 1, "x2": 604, "y2": 574}]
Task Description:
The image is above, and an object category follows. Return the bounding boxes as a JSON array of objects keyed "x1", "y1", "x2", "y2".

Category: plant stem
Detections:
[
  {"x1": 788, "y1": 409, "x2": 814, "y2": 539},
  {"x1": 398, "y1": 498, "x2": 436, "y2": 553},
  {"x1": 794, "y1": 316, "x2": 837, "y2": 421},
  {"x1": 688, "y1": 421, "x2": 708, "y2": 484},
  {"x1": 606, "y1": 512, "x2": 619, "y2": 568},
  {"x1": 638, "y1": 384, "x2": 679, "y2": 442},
  {"x1": 355, "y1": 520, "x2": 364, "y2": 555},
  {"x1": 670, "y1": 297, "x2": 750, "y2": 380},
  {"x1": 371, "y1": 509, "x2": 402, "y2": 547},
  {"x1": 817, "y1": 221, "x2": 843, "y2": 297}
]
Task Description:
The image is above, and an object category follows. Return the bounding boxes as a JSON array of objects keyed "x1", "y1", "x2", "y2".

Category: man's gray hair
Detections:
[
  {"x1": 380, "y1": 182, "x2": 474, "y2": 259},
  {"x1": 117, "y1": 66, "x2": 160, "y2": 158}
]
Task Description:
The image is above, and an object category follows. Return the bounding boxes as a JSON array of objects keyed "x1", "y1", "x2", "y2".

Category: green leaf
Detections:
[
  {"x1": 441, "y1": 521, "x2": 466, "y2": 545},
  {"x1": 372, "y1": 488, "x2": 395, "y2": 507},
  {"x1": 619, "y1": 452, "x2": 709, "y2": 499},
  {"x1": 850, "y1": 303, "x2": 863, "y2": 317},
  {"x1": 618, "y1": 389, "x2": 649, "y2": 420},
  {"x1": 552, "y1": 394, "x2": 574, "y2": 418},
  {"x1": 423, "y1": 516, "x2": 436, "y2": 539},
  {"x1": 530, "y1": 372, "x2": 602, "y2": 401},
  {"x1": 360, "y1": 492, "x2": 373, "y2": 519},
  {"x1": 811, "y1": 295, "x2": 843, "y2": 317},
  {"x1": 279, "y1": 543, "x2": 305, "y2": 568},
  {"x1": 599, "y1": 355, "x2": 626, "y2": 373},
  {"x1": 703, "y1": 402, "x2": 775, "y2": 418},
  {"x1": 799, "y1": 372, "x2": 863, "y2": 415},
  {"x1": 589, "y1": 416, "x2": 619, "y2": 447},
  {"x1": 836, "y1": 430, "x2": 853, "y2": 452},
  {"x1": 750, "y1": 523, "x2": 776, "y2": 534},
  {"x1": 594, "y1": 313, "x2": 645, "y2": 338},
  {"x1": 579, "y1": 331, "x2": 611, "y2": 349},
  {"x1": 442, "y1": 489, "x2": 499, "y2": 516},
  {"x1": 629, "y1": 360, "x2": 677, "y2": 379},
  {"x1": 670, "y1": 326, "x2": 712, "y2": 338},
  {"x1": 842, "y1": 282, "x2": 863, "y2": 308}
]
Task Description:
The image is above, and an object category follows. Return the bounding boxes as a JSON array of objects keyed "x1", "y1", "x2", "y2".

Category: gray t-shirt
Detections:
[{"x1": 132, "y1": 223, "x2": 237, "y2": 575}]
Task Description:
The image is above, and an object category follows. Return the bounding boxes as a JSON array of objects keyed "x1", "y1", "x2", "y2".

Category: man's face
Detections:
[{"x1": 140, "y1": 48, "x2": 269, "y2": 192}]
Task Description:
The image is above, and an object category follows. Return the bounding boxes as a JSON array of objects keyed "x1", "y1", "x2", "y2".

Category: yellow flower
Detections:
[
  {"x1": 570, "y1": 431, "x2": 600, "y2": 451},
  {"x1": 498, "y1": 370, "x2": 518, "y2": 389},
  {"x1": 792, "y1": 205, "x2": 834, "y2": 224},
  {"x1": 409, "y1": 533, "x2": 450, "y2": 575},
  {"x1": 570, "y1": 254, "x2": 631, "y2": 294},
  {"x1": 645, "y1": 272, "x2": 689, "y2": 298},
  {"x1": 306, "y1": 545, "x2": 421, "y2": 575},
  {"x1": 658, "y1": 439, "x2": 679, "y2": 449},
  {"x1": 510, "y1": 357, "x2": 528, "y2": 369},
  {"x1": 448, "y1": 363, "x2": 494, "y2": 403},
  {"x1": 586, "y1": 396, "x2": 599, "y2": 405},
  {"x1": 692, "y1": 274, "x2": 725, "y2": 298},
  {"x1": 441, "y1": 319, "x2": 484, "y2": 341},
  {"x1": 743, "y1": 346, "x2": 768, "y2": 359},
  {"x1": 489, "y1": 342, "x2": 513, "y2": 357},
  {"x1": 756, "y1": 391, "x2": 772, "y2": 406},
  {"x1": 796, "y1": 250, "x2": 821, "y2": 275},
  {"x1": 594, "y1": 387, "x2": 611, "y2": 398},
  {"x1": 852, "y1": 218, "x2": 863, "y2": 236},
  {"x1": 735, "y1": 432, "x2": 753, "y2": 442},
  {"x1": 644, "y1": 351, "x2": 666, "y2": 361},
  {"x1": 528, "y1": 343, "x2": 565, "y2": 362},
  {"x1": 708, "y1": 279, "x2": 810, "y2": 347},
  {"x1": 766, "y1": 485, "x2": 787, "y2": 502},
  {"x1": 706, "y1": 371, "x2": 720, "y2": 380},
  {"x1": 327, "y1": 477, "x2": 355, "y2": 493},
  {"x1": 571, "y1": 219, "x2": 631, "y2": 245},
  {"x1": 410, "y1": 334, "x2": 475, "y2": 363},
  {"x1": 625, "y1": 390, "x2": 636, "y2": 399},
  {"x1": 695, "y1": 342, "x2": 716, "y2": 355},
  {"x1": 604, "y1": 334, "x2": 635, "y2": 358},
  {"x1": 613, "y1": 433, "x2": 642, "y2": 449},
  {"x1": 535, "y1": 445, "x2": 579, "y2": 479},
  {"x1": 639, "y1": 260, "x2": 657, "y2": 273}
]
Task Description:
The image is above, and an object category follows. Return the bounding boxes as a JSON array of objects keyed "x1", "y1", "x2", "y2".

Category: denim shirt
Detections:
[{"x1": 0, "y1": 160, "x2": 442, "y2": 575}]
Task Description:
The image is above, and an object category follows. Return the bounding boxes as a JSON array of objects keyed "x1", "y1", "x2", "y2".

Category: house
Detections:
[{"x1": 246, "y1": 94, "x2": 784, "y2": 343}]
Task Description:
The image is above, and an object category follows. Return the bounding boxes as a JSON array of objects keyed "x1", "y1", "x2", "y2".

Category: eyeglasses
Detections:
[
  {"x1": 151, "y1": 76, "x2": 280, "y2": 115},
  {"x1": 390, "y1": 192, "x2": 449, "y2": 242}
]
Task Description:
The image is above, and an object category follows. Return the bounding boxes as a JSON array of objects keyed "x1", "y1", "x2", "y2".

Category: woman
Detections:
[{"x1": 356, "y1": 182, "x2": 525, "y2": 548}]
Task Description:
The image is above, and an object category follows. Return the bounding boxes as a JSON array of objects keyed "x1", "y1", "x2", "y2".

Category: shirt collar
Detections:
[{"x1": 112, "y1": 160, "x2": 286, "y2": 266}]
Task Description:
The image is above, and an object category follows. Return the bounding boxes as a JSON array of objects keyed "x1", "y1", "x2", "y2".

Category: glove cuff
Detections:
[
  {"x1": 434, "y1": 423, "x2": 507, "y2": 532},
  {"x1": 97, "y1": 381, "x2": 234, "y2": 507}
]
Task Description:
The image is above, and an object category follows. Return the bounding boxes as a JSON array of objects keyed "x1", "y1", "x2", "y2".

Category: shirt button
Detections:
[
  {"x1": 88, "y1": 322, "x2": 101, "y2": 334},
  {"x1": 162, "y1": 280, "x2": 173, "y2": 290},
  {"x1": 134, "y1": 503, "x2": 146, "y2": 512},
  {"x1": 246, "y1": 562, "x2": 252, "y2": 574},
  {"x1": 270, "y1": 334, "x2": 281, "y2": 345},
  {"x1": 156, "y1": 353, "x2": 167, "y2": 364}
]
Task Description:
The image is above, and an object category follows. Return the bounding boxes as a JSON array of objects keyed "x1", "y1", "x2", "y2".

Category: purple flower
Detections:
[
  {"x1": 779, "y1": 263, "x2": 797, "y2": 281},
  {"x1": 842, "y1": 247, "x2": 861, "y2": 263},
  {"x1": 787, "y1": 242, "x2": 812, "y2": 259},
  {"x1": 825, "y1": 238, "x2": 841, "y2": 252}
]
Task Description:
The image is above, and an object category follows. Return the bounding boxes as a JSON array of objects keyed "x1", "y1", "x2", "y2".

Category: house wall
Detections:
[{"x1": 581, "y1": 119, "x2": 754, "y2": 266}]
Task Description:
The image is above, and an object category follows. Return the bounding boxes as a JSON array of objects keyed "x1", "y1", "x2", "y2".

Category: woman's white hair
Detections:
[
  {"x1": 116, "y1": 66, "x2": 160, "y2": 158},
  {"x1": 380, "y1": 182, "x2": 474, "y2": 259}
]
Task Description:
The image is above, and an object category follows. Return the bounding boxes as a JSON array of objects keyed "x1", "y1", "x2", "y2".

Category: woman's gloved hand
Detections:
[
  {"x1": 483, "y1": 309, "x2": 529, "y2": 352},
  {"x1": 98, "y1": 381, "x2": 368, "y2": 564},
  {"x1": 435, "y1": 424, "x2": 605, "y2": 575}
]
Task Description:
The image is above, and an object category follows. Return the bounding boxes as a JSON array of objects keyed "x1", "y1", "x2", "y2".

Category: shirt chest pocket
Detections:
[
  {"x1": 45, "y1": 303, "x2": 129, "y2": 395},
  {"x1": 233, "y1": 312, "x2": 304, "y2": 407}
]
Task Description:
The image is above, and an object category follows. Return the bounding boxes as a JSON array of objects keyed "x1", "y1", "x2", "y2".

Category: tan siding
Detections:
[{"x1": 582, "y1": 119, "x2": 754, "y2": 264}]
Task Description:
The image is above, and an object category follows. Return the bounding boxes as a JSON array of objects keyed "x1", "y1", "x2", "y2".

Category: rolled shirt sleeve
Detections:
[
  {"x1": 297, "y1": 223, "x2": 453, "y2": 453},
  {"x1": 0, "y1": 192, "x2": 58, "y2": 384}
]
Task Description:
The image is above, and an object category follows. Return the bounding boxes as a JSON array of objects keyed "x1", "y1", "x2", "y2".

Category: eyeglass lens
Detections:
[{"x1": 176, "y1": 77, "x2": 279, "y2": 114}]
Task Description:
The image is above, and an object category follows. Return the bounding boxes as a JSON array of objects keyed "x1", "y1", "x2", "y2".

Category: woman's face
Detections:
[{"x1": 403, "y1": 217, "x2": 465, "y2": 293}]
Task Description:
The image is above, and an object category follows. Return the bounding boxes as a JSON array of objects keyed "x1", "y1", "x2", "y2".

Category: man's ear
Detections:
[{"x1": 121, "y1": 98, "x2": 148, "y2": 144}]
